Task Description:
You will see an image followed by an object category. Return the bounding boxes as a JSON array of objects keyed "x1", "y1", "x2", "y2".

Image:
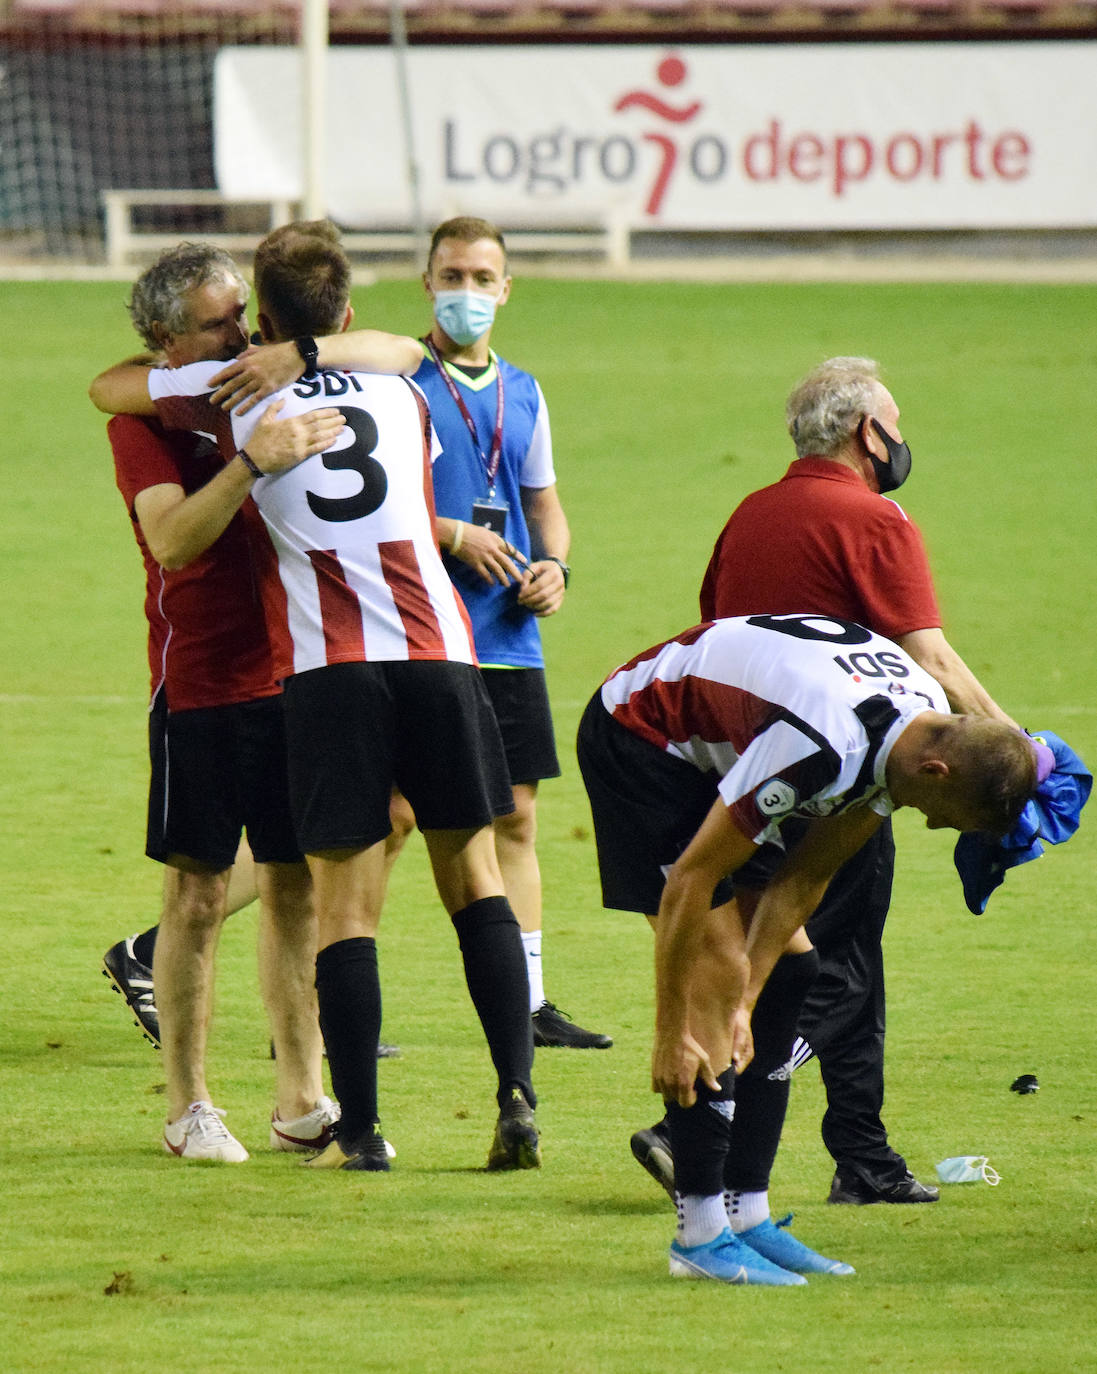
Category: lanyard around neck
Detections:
[{"x1": 423, "y1": 336, "x2": 505, "y2": 494}]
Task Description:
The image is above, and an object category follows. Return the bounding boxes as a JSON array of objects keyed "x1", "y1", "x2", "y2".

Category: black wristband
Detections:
[
  {"x1": 545, "y1": 556, "x2": 570, "y2": 589},
  {"x1": 294, "y1": 335, "x2": 319, "y2": 378},
  {"x1": 236, "y1": 448, "x2": 263, "y2": 479}
]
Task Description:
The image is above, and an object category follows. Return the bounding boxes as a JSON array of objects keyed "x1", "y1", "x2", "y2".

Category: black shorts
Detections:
[
  {"x1": 576, "y1": 693, "x2": 784, "y2": 915},
  {"x1": 481, "y1": 667, "x2": 560, "y2": 786},
  {"x1": 283, "y1": 659, "x2": 514, "y2": 853},
  {"x1": 147, "y1": 690, "x2": 301, "y2": 869}
]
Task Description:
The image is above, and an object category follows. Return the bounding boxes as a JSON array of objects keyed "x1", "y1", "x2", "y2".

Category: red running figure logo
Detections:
[{"x1": 613, "y1": 54, "x2": 702, "y2": 216}]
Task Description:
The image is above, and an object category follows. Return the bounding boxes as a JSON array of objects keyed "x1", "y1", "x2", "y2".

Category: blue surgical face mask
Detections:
[
  {"x1": 935, "y1": 1155, "x2": 1000, "y2": 1185},
  {"x1": 432, "y1": 289, "x2": 499, "y2": 346}
]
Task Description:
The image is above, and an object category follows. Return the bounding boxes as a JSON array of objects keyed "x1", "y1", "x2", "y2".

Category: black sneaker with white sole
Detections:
[
  {"x1": 828, "y1": 1167, "x2": 939, "y2": 1205},
  {"x1": 102, "y1": 936, "x2": 161, "y2": 1048}
]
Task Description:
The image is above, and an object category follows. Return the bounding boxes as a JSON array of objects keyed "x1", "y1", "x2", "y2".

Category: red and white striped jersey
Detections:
[
  {"x1": 149, "y1": 363, "x2": 477, "y2": 680},
  {"x1": 600, "y1": 614, "x2": 949, "y2": 845}
]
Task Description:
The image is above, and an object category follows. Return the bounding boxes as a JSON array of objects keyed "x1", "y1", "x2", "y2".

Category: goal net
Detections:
[{"x1": 0, "y1": 1, "x2": 299, "y2": 264}]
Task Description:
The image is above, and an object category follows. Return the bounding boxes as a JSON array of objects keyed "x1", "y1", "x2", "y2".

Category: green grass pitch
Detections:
[{"x1": 1, "y1": 274, "x2": 1095, "y2": 1373}]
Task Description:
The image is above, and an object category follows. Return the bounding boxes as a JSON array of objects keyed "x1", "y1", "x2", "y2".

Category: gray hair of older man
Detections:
[
  {"x1": 127, "y1": 242, "x2": 248, "y2": 351},
  {"x1": 785, "y1": 356, "x2": 886, "y2": 459}
]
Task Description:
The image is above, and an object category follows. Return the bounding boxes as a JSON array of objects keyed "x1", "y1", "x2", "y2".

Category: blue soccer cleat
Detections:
[
  {"x1": 737, "y1": 1215, "x2": 855, "y2": 1276},
  {"x1": 669, "y1": 1228, "x2": 807, "y2": 1286}
]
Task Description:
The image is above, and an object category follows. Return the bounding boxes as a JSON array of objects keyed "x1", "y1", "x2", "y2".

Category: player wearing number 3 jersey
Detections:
[
  {"x1": 149, "y1": 363, "x2": 477, "y2": 677},
  {"x1": 578, "y1": 612, "x2": 1039, "y2": 1284},
  {"x1": 179, "y1": 216, "x2": 610, "y2": 1052},
  {"x1": 128, "y1": 220, "x2": 540, "y2": 1173}
]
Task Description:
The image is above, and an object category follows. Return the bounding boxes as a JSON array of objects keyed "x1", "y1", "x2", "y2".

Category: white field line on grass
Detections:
[
  {"x1": 3, "y1": 692, "x2": 1096, "y2": 717},
  {"x1": 4, "y1": 257, "x2": 1097, "y2": 286},
  {"x1": 0, "y1": 694, "x2": 143, "y2": 705},
  {"x1": 553, "y1": 697, "x2": 1097, "y2": 717}
]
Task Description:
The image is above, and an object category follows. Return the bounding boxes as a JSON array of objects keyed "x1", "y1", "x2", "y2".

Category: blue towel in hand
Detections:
[{"x1": 953, "y1": 732, "x2": 1091, "y2": 914}]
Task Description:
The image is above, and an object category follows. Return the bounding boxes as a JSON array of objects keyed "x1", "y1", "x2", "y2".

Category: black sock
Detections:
[
  {"x1": 133, "y1": 926, "x2": 158, "y2": 968},
  {"x1": 315, "y1": 937, "x2": 381, "y2": 1142},
  {"x1": 667, "y1": 1066, "x2": 736, "y2": 1197},
  {"x1": 451, "y1": 896, "x2": 535, "y2": 1109},
  {"x1": 722, "y1": 1073, "x2": 788, "y2": 1193},
  {"x1": 724, "y1": 949, "x2": 820, "y2": 1192}
]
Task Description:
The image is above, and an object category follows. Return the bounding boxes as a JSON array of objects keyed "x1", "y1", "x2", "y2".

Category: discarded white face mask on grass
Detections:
[{"x1": 935, "y1": 1155, "x2": 1001, "y2": 1185}]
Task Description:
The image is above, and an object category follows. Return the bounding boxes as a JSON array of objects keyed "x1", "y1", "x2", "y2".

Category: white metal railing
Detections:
[
  {"x1": 101, "y1": 189, "x2": 631, "y2": 269},
  {"x1": 102, "y1": 189, "x2": 295, "y2": 269}
]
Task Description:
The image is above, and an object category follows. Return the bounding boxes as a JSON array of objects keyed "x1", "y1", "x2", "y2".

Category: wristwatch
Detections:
[
  {"x1": 546, "y1": 556, "x2": 570, "y2": 589},
  {"x1": 294, "y1": 335, "x2": 319, "y2": 378}
]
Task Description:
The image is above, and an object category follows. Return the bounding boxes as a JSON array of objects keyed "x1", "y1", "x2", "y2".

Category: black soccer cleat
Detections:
[
  {"x1": 531, "y1": 1001, "x2": 612, "y2": 1050},
  {"x1": 102, "y1": 936, "x2": 161, "y2": 1048},
  {"x1": 630, "y1": 1121, "x2": 675, "y2": 1200},
  {"x1": 487, "y1": 1086, "x2": 542, "y2": 1171},
  {"x1": 305, "y1": 1122, "x2": 392, "y2": 1172},
  {"x1": 339, "y1": 1129, "x2": 394, "y2": 1172}
]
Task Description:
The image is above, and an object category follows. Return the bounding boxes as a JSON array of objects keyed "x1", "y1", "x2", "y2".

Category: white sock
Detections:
[
  {"x1": 521, "y1": 931, "x2": 545, "y2": 1012},
  {"x1": 676, "y1": 1193, "x2": 728, "y2": 1248},
  {"x1": 725, "y1": 1188, "x2": 769, "y2": 1234}
]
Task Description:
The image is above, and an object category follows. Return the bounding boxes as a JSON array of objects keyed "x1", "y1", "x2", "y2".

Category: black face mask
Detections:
[{"x1": 866, "y1": 418, "x2": 912, "y2": 493}]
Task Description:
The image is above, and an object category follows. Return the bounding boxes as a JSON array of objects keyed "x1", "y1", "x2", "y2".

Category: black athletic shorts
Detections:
[
  {"x1": 576, "y1": 693, "x2": 786, "y2": 915},
  {"x1": 146, "y1": 689, "x2": 301, "y2": 869},
  {"x1": 481, "y1": 667, "x2": 560, "y2": 786},
  {"x1": 282, "y1": 659, "x2": 514, "y2": 853}
]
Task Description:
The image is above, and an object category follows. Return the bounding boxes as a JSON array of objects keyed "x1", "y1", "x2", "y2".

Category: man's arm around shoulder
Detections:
[{"x1": 90, "y1": 357, "x2": 159, "y2": 415}]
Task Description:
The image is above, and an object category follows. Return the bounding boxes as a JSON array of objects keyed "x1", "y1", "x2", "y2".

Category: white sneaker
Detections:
[
  {"x1": 270, "y1": 1095, "x2": 341, "y2": 1152},
  {"x1": 163, "y1": 1102, "x2": 249, "y2": 1162}
]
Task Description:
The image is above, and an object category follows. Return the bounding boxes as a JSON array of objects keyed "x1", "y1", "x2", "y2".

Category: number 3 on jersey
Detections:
[{"x1": 306, "y1": 409, "x2": 388, "y2": 523}]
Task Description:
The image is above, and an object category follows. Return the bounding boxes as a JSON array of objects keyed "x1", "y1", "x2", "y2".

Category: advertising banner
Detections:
[{"x1": 214, "y1": 43, "x2": 1097, "y2": 231}]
